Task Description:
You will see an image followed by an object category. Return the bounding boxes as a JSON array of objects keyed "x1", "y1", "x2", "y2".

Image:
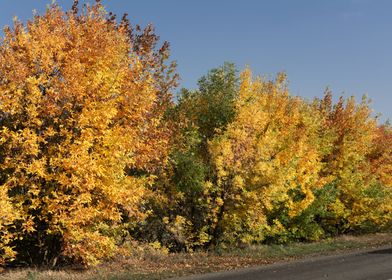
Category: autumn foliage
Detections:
[
  {"x1": 0, "y1": 2, "x2": 176, "y2": 266},
  {"x1": 0, "y1": 1, "x2": 391, "y2": 268}
]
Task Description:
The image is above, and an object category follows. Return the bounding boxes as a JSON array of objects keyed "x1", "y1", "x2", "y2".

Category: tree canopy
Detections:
[{"x1": 0, "y1": 0, "x2": 391, "y2": 268}]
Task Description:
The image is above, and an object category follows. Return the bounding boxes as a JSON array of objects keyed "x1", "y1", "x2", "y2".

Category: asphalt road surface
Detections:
[{"x1": 175, "y1": 246, "x2": 392, "y2": 280}]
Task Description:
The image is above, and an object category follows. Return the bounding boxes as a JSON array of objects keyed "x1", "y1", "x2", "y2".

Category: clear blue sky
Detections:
[{"x1": 0, "y1": 0, "x2": 391, "y2": 121}]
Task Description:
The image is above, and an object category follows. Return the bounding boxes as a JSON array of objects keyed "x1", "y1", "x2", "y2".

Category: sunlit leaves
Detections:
[
  {"x1": 209, "y1": 69, "x2": 324, "y2": 243},
  {"x1": 0, "y1": 1, "x2": 175, "y2": 266},
  {"x1": 0, "y1": 1, "x2": 390, "y2": 266}
]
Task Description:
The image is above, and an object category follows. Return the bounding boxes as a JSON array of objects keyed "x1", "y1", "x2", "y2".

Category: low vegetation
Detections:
[{"x1": 1, "y1": 233, "x2": 392, "y2": 280}]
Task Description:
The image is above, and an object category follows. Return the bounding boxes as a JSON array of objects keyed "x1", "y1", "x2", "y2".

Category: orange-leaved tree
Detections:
[
  {"x1": 313, "y1": 91, "x2": 391, "y2": 233},
  {"x1": 369, "y1": 124, "x2": 392, "y2": 188},
  {"x1": 0, "y1": 1, "x2": 176, "y2": 266}
]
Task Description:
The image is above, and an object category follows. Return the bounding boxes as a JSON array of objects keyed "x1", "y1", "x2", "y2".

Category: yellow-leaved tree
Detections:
[
  {"x1": 0, "y1": 1, "x2": 176, "y2": 266},
  {"x1": 208, "y1": 69, "x2": 324, "y2": 244}
]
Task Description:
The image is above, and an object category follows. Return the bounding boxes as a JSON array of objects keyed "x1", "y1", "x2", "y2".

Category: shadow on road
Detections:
[{"x1": 368, "y1": 248, "x2": 392, "y2": 255}]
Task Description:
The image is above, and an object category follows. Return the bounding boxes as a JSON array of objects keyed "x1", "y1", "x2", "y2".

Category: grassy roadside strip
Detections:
[{"x1": 1, "y1": 232, "x2": 392, "y2": 280}]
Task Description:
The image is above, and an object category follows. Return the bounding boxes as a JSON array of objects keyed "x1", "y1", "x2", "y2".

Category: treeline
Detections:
[{"x1": 0, "y1": 1, "x2": 391, "y2": 267}]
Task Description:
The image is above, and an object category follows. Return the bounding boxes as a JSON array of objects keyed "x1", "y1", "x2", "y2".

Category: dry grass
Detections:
[{"x1": 1, "y1": 232, "x2": 392, "y2": 280}]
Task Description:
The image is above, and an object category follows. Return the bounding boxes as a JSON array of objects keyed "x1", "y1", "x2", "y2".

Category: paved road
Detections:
[{"x1": 174, "y1": 246, "x2": 392, "y2": 280}]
